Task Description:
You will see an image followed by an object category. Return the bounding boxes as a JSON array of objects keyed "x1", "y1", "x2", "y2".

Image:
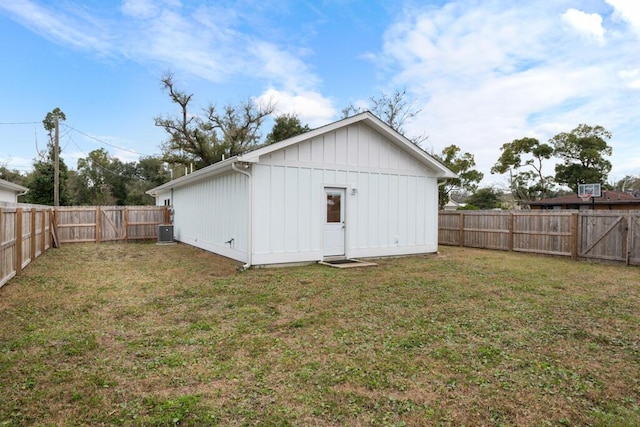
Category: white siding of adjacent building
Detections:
[
  {"x1": 251, "y1": 122, "x2": 439, "y2": 265},
  {"x1": 0, "y1": 179, "x2": 27, "y2": 203},
  {"x1": 171, "y1": 171, "x2": 249, "y2": 263},
  {"x1": 0, "y1": 188, "x2": 17, "y2": 203},
  {"x1": 154, "y1": 190, "x2": 172, "y2": 208}
]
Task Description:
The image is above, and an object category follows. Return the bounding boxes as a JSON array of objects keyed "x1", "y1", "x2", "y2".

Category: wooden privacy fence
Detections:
[
  {"x1": 0, "y1": 206, "x2": 170, "y2": 288},
  {"x1": 1, "y1": 206, "x2": 52, "y2": 288},
  {"x1": 439, "y1": 210, "x2": 640, "y2": 266},
  {"x1": 54, "y1": 206, "x2": 170, "y2": 244}
]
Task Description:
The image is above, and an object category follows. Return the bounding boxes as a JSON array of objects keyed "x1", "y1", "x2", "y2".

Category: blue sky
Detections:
[{"x1": 1, "y1": 0, "x2": 638, "y2": 190}]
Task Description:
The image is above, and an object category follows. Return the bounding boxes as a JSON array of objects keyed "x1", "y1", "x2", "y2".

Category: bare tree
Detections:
[
  {"x1": 342, "y1": 88, "x2": 428, "y2": 146},
  {"x1": 155, "y1": 72, "x2": 275, "y2": 169}
]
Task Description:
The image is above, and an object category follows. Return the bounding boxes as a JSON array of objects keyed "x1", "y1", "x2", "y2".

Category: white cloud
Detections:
[
  {"x1": 0, "y1": 0, "x2": 324, "y2": 97},
  {"x1": 376, "y1": 1, "x2": 640, "y2": 186},
  {"x1": 0, "y1": 154, "x2": 36, "y2": 173},
  {"x1": 606, "y1": 0, "x2": 640, "y2": 32},
  {"x1": 0, "y1": 0, "x2": 112, "y2": 54},
  {"x1": 249, "y1": 42, "x2": 320, "y2": 93},
  {"x1": 619, "y1": 68, "x2": 640, "y2": 89},
  {"x1": 561, "y1": 8, "x2": 605, "y2": 44},
  {"x1": 257, "y1": 88, "x2": 335, "y2": 128}
]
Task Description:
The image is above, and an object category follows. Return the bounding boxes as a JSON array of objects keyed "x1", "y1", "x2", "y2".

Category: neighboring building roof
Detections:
[
  {"x1": 443, "y1": 200, "x2": 465, "y2": 210},
  {"x1": 0, "y1": 178, "x2": 28, "y2": 194},
  {"x1": 148, "y1": 111, "x2": 457, "y2": 196},
  {"x1": 527, "y1": 190, "x2": 640, "y2": 207}
]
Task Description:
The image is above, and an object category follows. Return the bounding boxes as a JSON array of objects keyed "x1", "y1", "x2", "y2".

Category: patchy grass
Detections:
[{"x1": 1, "y1": 243, "x2": 639, "y2": 426}]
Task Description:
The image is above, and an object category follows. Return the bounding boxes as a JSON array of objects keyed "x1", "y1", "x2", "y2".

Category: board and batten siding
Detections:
[
  {"x1": 171, "y1": 171, "x2": 249, "y2": 262},
  {"x1": 251, "y1": 122, "x2": 439, "y2": 265}
]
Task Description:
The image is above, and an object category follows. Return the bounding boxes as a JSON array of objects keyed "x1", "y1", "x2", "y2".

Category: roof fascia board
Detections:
[
  {"x1": 146, "y1": 156, "x2": 238, "y2": 195},
  {"x1": 361, "y1": 113, "x2": 457, "y2": 178},
  {"x1": 0, "y1": 178, "x2": 28, "y2": 193}
]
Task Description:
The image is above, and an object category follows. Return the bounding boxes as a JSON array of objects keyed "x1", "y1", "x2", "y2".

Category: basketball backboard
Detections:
[{"x1": 577, "y1": 183, "x2": 601, "y2": 198}]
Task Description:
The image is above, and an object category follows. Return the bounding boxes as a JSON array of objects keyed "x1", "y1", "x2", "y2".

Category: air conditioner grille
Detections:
[{"x1": 158, "y1": 224, "x2": 174, "y2": 243}]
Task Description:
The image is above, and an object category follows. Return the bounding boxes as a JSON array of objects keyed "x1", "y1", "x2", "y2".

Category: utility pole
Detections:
[{"x1": 54, "y1": 112, "x2": 59, "y2": 207}]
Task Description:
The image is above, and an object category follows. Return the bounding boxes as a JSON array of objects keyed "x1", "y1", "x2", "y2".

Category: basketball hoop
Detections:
[{"x1": 579, "y1": 194, "x2": 592, "y2": 203}]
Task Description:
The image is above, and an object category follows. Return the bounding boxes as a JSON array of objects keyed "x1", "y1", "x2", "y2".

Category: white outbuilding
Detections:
[
  {"x1": 0, "y1": 178, "x2": 28, "y2": 204},
  {"x1": 147, "y1": 112, "x2": 457, "y2": 267}
]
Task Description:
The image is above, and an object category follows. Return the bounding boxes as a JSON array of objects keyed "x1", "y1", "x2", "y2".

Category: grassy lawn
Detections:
[{"x1": 1, "y1": 243, "x2": 639, "y2": 426}]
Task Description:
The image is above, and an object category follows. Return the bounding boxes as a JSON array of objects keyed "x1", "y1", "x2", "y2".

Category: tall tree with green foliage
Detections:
[
  {"x1": 551, "y1": 124, "x2": 612, "y2": 192},
  {"x1": 24, "y1": 108, "x2": 70, "y2": 205},
  {"x1": 155, "y1": 73, "x2": 275, "y2": 169},
  {"x1": 70, "y1": 151, "x2": 170, "y2": 206},
  {"x1": 466, "y1": 187, "x2": 503, "y2": 210},
  {"x1": 75, "y1": 148, "x2": 113, "y2": 205},
  {"x1": 265, "y1": 114, "x2": 310, "y2": 144},
  {"x1": 24, "y1": 144, "x2": 70, "y2": 205},
  {"x1": 124, "y1": 157, "x2": 171, "y2": 205},
  {"x1": 491, "y1": 137, "x2": 554, "y2": 201},
  {"x1": 42, "y1": 107, "x2": 66, "y2": 150},
  {"x1": 434, "y1": 145, "x2": 484, "y2": 209}
]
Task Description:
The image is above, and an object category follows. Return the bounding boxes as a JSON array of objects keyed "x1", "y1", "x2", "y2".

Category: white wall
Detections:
[
  {"x1": 172, "y1": 171, "x2": 249, "y2": 263},
  {"x1": 251, "y1": 122, "x2": 439, "y2": 265},
  {"x1": 0, "y1": 188, "x2": 18, "y2": 203},
  {"x1": 154, "y1": 190, "x2": 172, "y2": 207}
]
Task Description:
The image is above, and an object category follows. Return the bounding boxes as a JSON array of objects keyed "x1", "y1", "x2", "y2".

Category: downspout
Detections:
[{"x1": 231, "y1": 161, "x2": 252, "y2": 270}]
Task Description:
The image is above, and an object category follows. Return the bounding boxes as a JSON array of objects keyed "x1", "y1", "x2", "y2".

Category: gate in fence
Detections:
[
  {"x1": 54, "y1": 206, "x2": 169, "y2": 243},
  {"x1": 579, "y1": 212, "x2": 640, "y2": 266}
]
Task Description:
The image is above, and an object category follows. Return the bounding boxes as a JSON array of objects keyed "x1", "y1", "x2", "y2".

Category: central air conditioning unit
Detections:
[{"x1": 158, "y1": 224, "x2": 174, "y2": 243}]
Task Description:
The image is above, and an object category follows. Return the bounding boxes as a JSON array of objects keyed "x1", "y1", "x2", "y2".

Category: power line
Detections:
[
  {"x1": 68, "y1": 133, "x2": 146, "y2": 182},
  {"x1": 61, "y1": 124, "x2": 152, "y2": 157}
]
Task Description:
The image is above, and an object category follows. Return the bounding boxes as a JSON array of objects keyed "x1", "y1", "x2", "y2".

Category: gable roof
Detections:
[
  {"x1": 528, "y1": 190, "x2": 640, "y2": 207},
  {"x1": 239, "y1": 111, "x2": 456, "y2": 178},
  {"x1": 0, "y1": 178, "x2": 28, "y2": 194},
  {"x1": 148, "y1": 112, "x2": 457, "y2": 196}
]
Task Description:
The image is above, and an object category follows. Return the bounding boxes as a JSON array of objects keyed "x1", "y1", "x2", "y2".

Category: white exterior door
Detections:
[{"x1": 323, "y1": 188, "x2": 346, "y2": 257}]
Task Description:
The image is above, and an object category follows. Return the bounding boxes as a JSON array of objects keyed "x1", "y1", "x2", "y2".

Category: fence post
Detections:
[
  {"x1": 50, "y1": 208, "x2": 59, "y2": 248},
  {"x1": 40, "y1": 208, "x2": 46, "y2": 252},
  {"x1": 508, "y1": 212, "x2": 514, "y2": 252},
  {"x1": 95, "y1": 207, "x2": 101, "y2": 243},
  {"x1": 0, "y1": 207, "x2": 3, "y2": 246},
  {"x1": 30, "y1": 208, "x2": 36, "y2": 261},
  {"x1": 124, "y1": 208, "x2": 129, "y2": 242},
  {"x1": 458, "y1": 212, "x2": 465, "y2": 247},
  {"x1": 623, "y1": 212, "x2": 630, "y2": 266},
  {"x1": 16, "y1": 208, "x2": 23, "y2": 275},
  {"x1": 571, "y1": 213, "x2": 579, "y2": 261}
]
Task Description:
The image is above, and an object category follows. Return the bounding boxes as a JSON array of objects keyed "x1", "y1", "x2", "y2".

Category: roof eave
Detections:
[
  {"x1": 0, "y1": 179, "x2": 29, "y2": 194},
  {"x1": 146, "y1": 156, "x2": 238, "y2": 196}
]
